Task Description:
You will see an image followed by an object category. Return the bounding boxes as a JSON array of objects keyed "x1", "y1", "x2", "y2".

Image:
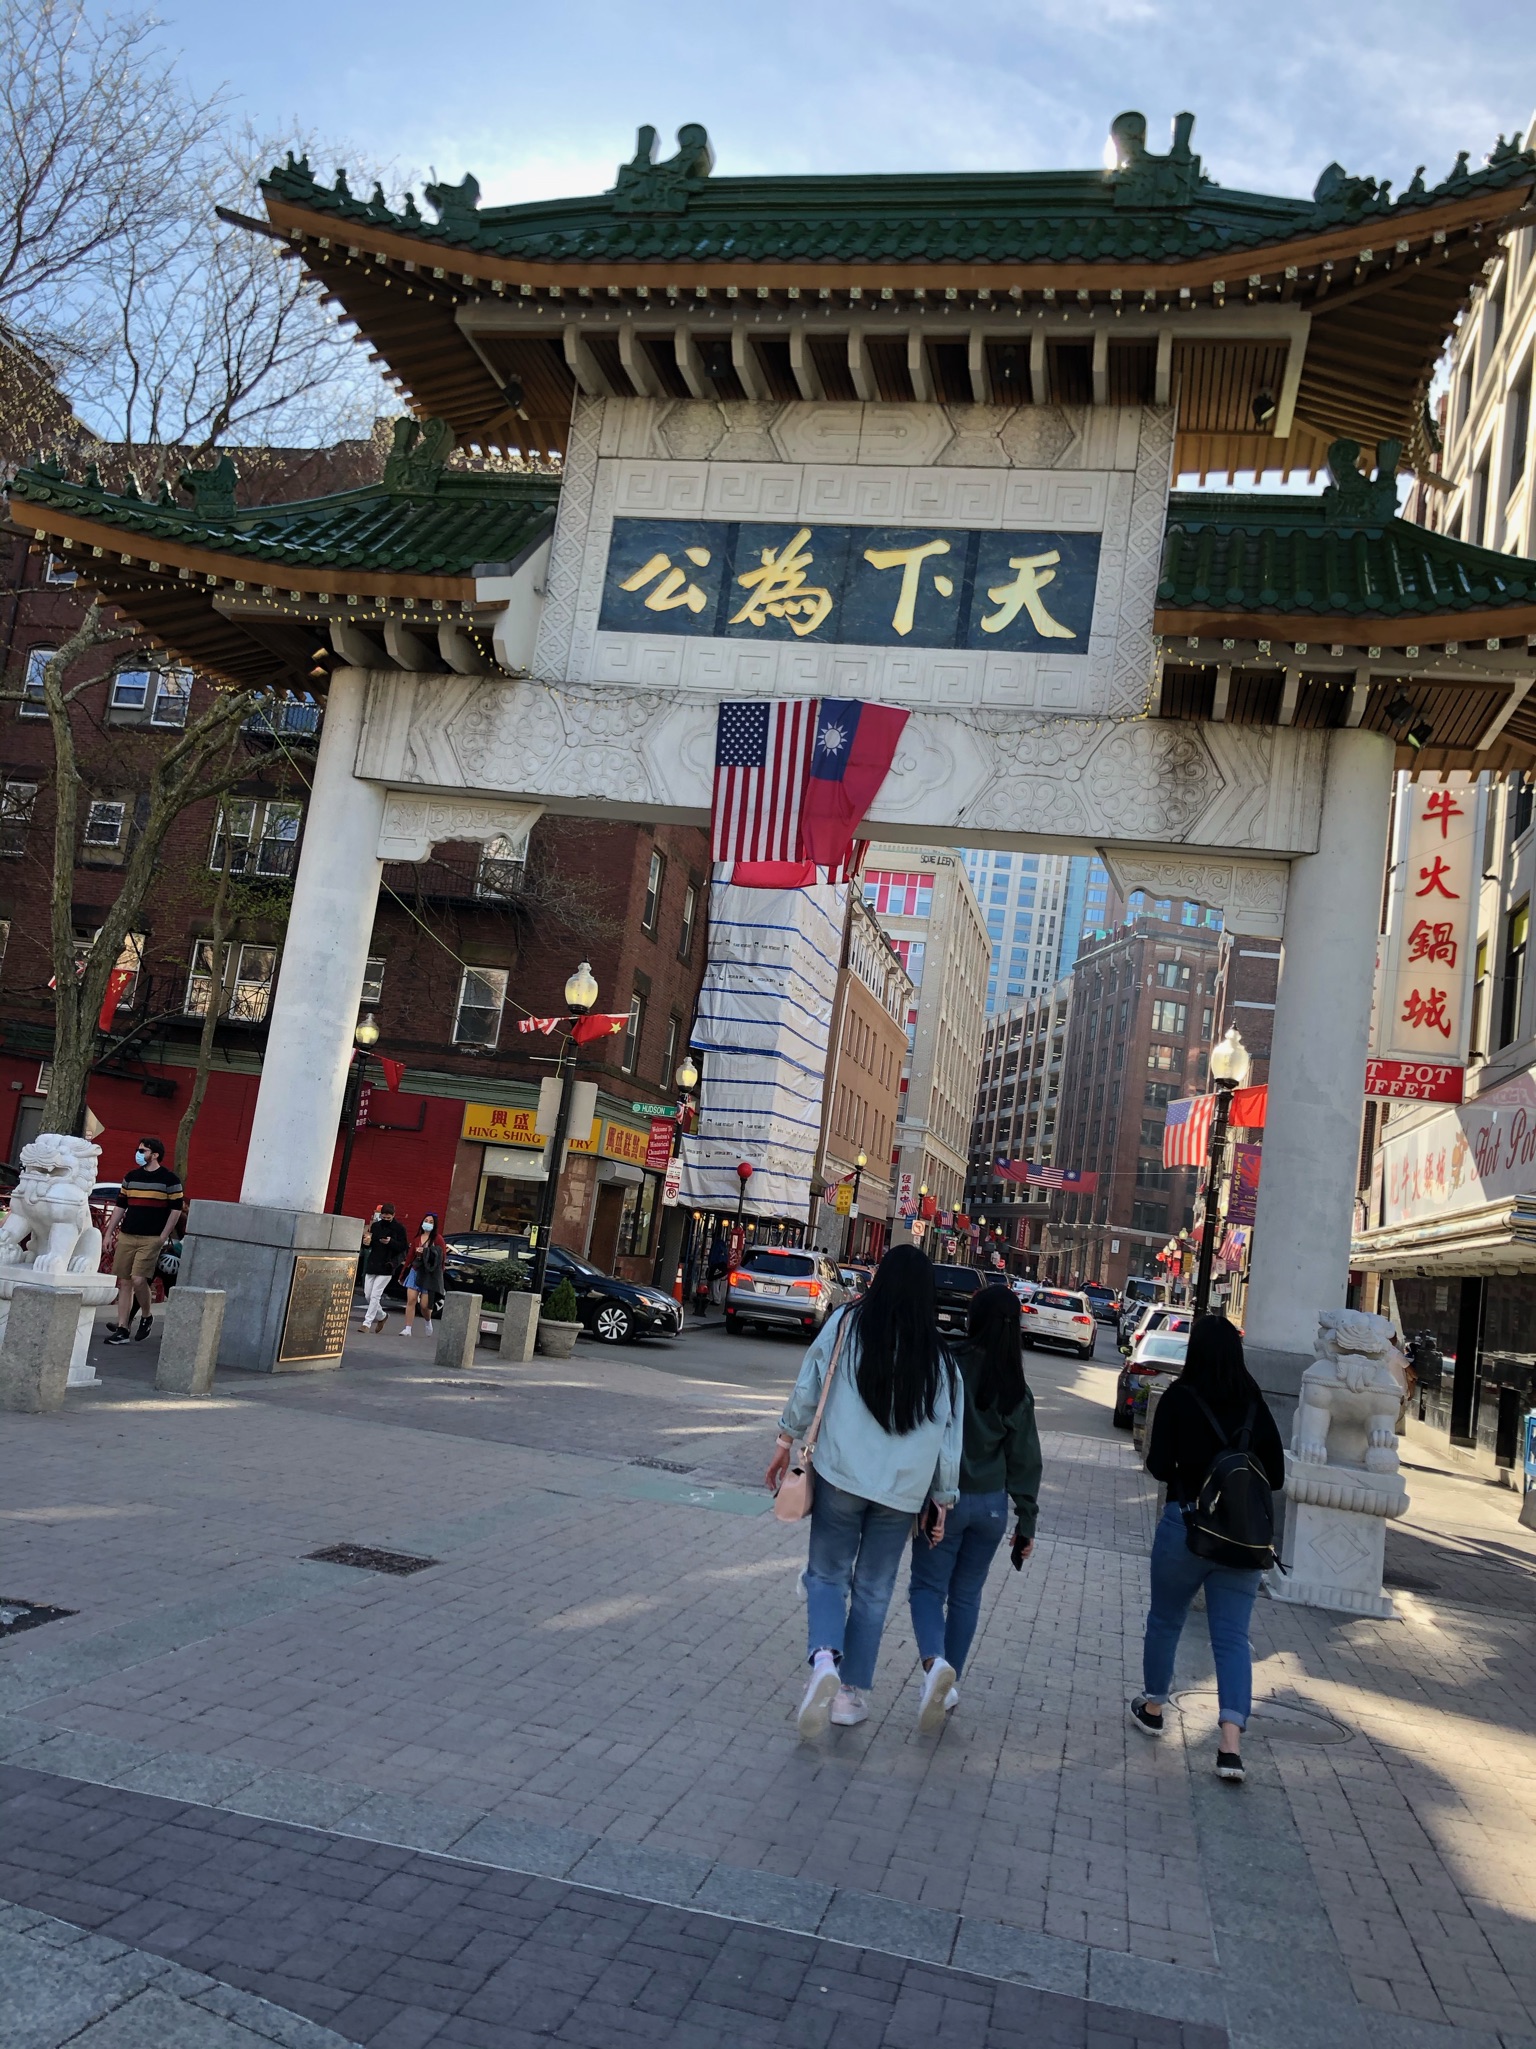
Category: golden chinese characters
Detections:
[
  {"x1": 620, "y1": 544, "x2": 713, "y2": 614},
  {"x1": 862, "y1": 537, "x2": 953, "y2": 637},
  {"x1": 730, "y1": 529, "x2": 832, "y2": 637},
  {"x1": 980, "y1": 551, "x2": 1076, "y2": 639}
]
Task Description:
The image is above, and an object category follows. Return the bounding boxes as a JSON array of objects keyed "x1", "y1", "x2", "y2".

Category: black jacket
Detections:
[
  {"x1": 411, "y1": 1238, "x2": 445, "y2": 1292},
  {"x1": 951, "y1": 1340, "x2": 1044, "y2": 1539},
  {"x1": 362, "y1": 1219, "x2": 409, "y2": 1276},
  {"x1": 1145, "y1": 1378, "x2": 1285, "y2": 1506}
]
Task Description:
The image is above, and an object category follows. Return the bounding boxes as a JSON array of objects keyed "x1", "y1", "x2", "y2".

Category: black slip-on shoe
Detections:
[
  {"x1": 133, "y1": 1313, "x2": 153, "y2": 1341},
  {"x1": 104, "y1": 1328, "x2": 131, "y2": 1346},
  {"x1": 1129, "y1": 1696, "x2": 1165, "y2": 1737},
  {"x1": 1216, "y1": 1749, "x2": 1245, "y2": 1782}
]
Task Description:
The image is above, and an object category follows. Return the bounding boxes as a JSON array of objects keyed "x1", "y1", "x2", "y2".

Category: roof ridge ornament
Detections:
[
  {"x1": 424, "y1": 173, "x2": 481, "y2": 236},
  {"x1": 1106, "y1": 111, "x2": 1207, "y2": 206},
  {"x1": 177, "y1": 454, "x2": 239, "y2": 518},
  {"x1": 1321, "y1": 438, "x2": 1400, "y2": 526},
  {"x1": 612, "y1": 123, "x2": 715, "y2": 214},
  {"x1": 383, "y1": 416, "x2": 455, "y2": 490}
]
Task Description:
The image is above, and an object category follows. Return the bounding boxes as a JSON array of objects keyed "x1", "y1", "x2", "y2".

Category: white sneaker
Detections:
[
  {"x1": 401, "y1": 1326, "x2": 413, "y2": 1337},
  {"x1": 796, "y1": 1659, "x2": 839, "y2": 1739},
  {"x1": 945, "y1": 1687, "x2": 960, "y2": 1713},
  {"x1": 424, "y1": 1319, "x2": 433, "y2": 1333},
  {"x1": 917, "y1": 1659, "x2": 957, "y2": 1733},
  {"x1": 830, "y1": 1685, "x2": 868, "y2": 1727}
]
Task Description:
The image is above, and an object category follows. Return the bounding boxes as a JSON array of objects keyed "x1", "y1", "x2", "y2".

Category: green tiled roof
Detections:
[
  {"x1": 261, "y1": 118, "x2": 1536, "y2": 268},
  {"x1": 1160, "y1": 490, "x2": 1536, "y2": 621},
  {"x1": 8, "y1": 453, "x2": 558, "y2": 576}
]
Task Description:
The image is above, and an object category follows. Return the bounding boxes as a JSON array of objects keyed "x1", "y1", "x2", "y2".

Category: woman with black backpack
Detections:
[{"x1": 1131, "y1": 1315, "x2": 1285, "y2": 1783}]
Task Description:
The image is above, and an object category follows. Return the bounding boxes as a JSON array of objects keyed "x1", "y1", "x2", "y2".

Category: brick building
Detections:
[
  {"x1": 1041, "y1": 902, "x2": 1223, "y2": 1288},
  {"x1": 965, "y1": 977, "x2": 1074, "y2": 1276},
  {"x1": 1211, "y1": 931, "x2": 1280, "y2": 1084}
]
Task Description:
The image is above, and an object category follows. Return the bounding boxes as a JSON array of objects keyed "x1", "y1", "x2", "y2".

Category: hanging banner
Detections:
[
  {"x1": 1371, "y1": 774, "x2": 1482, "y2": 1087},
  {"x1": 1227, "y1": 1142, "x2": 1262, "y2": 1226},
  {"x1": 645, "y1": 1118, "x2": 675, "y2": 1171}
]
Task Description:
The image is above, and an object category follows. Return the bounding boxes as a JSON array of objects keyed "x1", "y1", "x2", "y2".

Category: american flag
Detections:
[
  {"x1": 1163, "y1": 1095, "x2": 1214, "y2": 1167},
  {"x1": 712, "y1": 700, "x2": 816, "y2": 865}
]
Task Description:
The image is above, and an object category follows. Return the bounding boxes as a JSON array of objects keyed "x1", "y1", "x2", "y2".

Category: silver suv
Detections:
[{"x1": 725, "y1": 1247, "x2": 850, "y2": 1337}]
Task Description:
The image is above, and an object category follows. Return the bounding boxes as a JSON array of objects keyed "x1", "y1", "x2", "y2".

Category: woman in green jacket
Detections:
[{"x1": 907, "y1": 1282, "x2": 1042, "y2": 1731}]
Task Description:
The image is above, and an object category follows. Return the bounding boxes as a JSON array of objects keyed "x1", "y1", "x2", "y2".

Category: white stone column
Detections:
[
  {"x1": 240, "y1": 668, "x2": 386, "y2": 1211},
  {"x1": 1244, "y1": 727, "x2": 1395, "y2": 1385}
]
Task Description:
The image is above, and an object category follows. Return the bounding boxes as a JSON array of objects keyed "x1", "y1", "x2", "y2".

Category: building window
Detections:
[
  {"x1": 150, "y1": 670, "x2": 192, "y2": 727},
  {"x1": 616, "y1": 1174, "x2": 658, "y2": 1259},
  {"x1": 1151, "y1": 999, "x2": 1188, "y2": 1035},
  {"x1": 83, "y1": 799, "x2": 127, "y2": 851},
  {"x1": 44, "y1": 554, "x2": 75, "y2": 586},
  {"x1": 662, "y1": 1012, "x2": 680, "y2": 1080},
  {"x1": 110, "y1": 669, "x2": 151, "y2": 710},
  {"x1": 1510, "y1": 774, "x2": 1533, "y2": 844},
  {"x1": 1510, "y1": 367, "x2": 1532, "y2": 502},
  {"x1": 21, "y1": 647, "x2": 53, "y2": 717},
  {"x1": 210, "y1": 799, "x2": 303, "y2": 877},
  {"x1": 621, "y1": 993, "x2": 644, "y2": 1074},
  {"x1": 1155, "y1": 961, "x2": 1190, "y2": 989},
  {"x1": 1147, "y1": 1043, "x2": 1183, "y2": 1074},
  {"x1": 185, "y1": 941, "x2": 277, "y2": 1023},
  {"x1": 453, "y1": 967, "x2": 507, "y2": 1047},
  {"x1": 679, "y1": 883, "x2": 697, "y2": 960},
  {"x1": 864, "y1": 870, "x2": 934, "y2": 918},
  {"x1": 1499, "y1": 900, "x2": 1528, "y2": 1048},
  {"x1": 475, "y1": 834, "x2": 526, "y2": 898},
  {"x1": 361, "y1": 956, "x2": 386, "y2": 1005},
  {"x1": 642, "y1": 848, "x2": 664, "y2": 932},
  {"x1": 0, "y1": 780, "x2": 37, "y2": 856},
  {"x1": 1181, "y1": 901, "x2": 1200, "y2": 925},
  {"x1": 1471, "y1": 936, "x2": 1490, "y2": 1056}
]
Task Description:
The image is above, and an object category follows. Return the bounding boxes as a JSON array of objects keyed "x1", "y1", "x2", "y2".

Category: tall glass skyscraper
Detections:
[{"x1": 959, "y1": 850, "x2": 1111, "y2": 1013}]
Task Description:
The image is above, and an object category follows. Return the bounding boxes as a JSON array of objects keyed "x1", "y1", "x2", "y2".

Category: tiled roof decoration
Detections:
[
  {"x1": 261, "y1": 116, "x2": 1536, "y2": 267},
  {"x1": 9, "y1": 420, "x2": 559, "y2": 575},
  {"x1": 1161, "y1": 443, "x2": 1536, "y2": 620}
]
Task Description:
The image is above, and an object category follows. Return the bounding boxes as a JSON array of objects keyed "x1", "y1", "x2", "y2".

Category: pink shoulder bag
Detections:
[{"x1": 772, "y1": 1317, "x2": 848, "y2": 1523}]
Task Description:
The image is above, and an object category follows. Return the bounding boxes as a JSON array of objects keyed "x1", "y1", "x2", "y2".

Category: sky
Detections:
[{"x1": 106, "y1": 0, "x2": 1536, "y2": 215}]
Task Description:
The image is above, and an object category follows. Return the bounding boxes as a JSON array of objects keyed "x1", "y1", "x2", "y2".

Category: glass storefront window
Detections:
[
  {"x1": 477, "y1": 1174, "x2": 543, "y2": 1234},
  {"x1": 616, "y1": 1174, "x2": 658, "y2": 1258}
]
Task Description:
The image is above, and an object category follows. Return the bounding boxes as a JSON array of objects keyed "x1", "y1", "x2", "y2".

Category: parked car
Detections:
[
  {"x1": 1119, "y1": 1304, "x2": 1192, "y2": 1355},
  {"x1": 726, "y1": 1246, "x2": 850, "y2": 1336},
  {"x1": 1021, "y1": 1287, "x2": 1098, "y2": 1359},
  {"x1": 1009, "y1": 1277, "x2": 1040, "y2": 1304},
  {"x1": 931, "y1": 1262, "x2": 986, "y2": 1336},
  {"x1": 1082, "y1": 1283, "x2": 1120, "y2": 1324},
  {"x1": 442, "y1": 1232, "x2": 683, "y2": 1345},
  {"x1": 1114, "y1": 1328, "x2": 1189, "y2": 1429},
  {"x1": 838, "y1": 1263, "x2": 874, "y2": 1296}
]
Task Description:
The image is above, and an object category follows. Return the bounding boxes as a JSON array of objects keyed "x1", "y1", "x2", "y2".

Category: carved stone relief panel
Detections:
[
  {"x1": 1101, "y1": 851, "x2": 1290, "y2": 937},
  {"x1": 376, "y1": 794, "x2": 544, "y2": 863}
]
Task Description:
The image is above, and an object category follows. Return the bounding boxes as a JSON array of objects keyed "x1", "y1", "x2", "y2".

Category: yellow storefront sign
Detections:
[
  {"x1": 601, "y1": 1120, "x2": 651, "y2": 1165},
  {"x1": 462, "y1": 1103, "x2": 598, "y2": 1152}
]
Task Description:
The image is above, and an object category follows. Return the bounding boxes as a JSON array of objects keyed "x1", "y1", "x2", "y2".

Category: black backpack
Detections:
[{"x1": 1182, "y1": 1395, "x2": 1277, "y2": 1572}]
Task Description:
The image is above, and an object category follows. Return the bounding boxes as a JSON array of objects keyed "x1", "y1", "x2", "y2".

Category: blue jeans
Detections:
[
  {"x1": 805, "y1": 1479, "x2": 914, "y2": 1691},
  {"x1": 907, "y1": 1488, "x2": 1009, "y2": 1676},
  {"x1": 1142, "y1": 1499, "x2": 1261, "y2": 1728}
]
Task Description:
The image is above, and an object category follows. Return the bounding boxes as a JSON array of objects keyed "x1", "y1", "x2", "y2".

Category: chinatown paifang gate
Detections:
[{"x1": 13, "y1": 111, "x2": 1536, "y2": 1409}]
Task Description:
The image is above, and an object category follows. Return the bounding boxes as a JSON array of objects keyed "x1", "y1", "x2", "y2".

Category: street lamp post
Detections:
[
  {"x1": 653, "y1": 1053, "x2": 699, "y2": 1291},
  {"x1": 529, "y1": 962, "x2": 599, "y2": 1302},
  {"x1": 331, "y1": 1012, "x2": 381, "y2": 1215},
  {"x1": 1192, "y1": 1027, "x2": 1251, "y2": 1318},
  {"x1": 842, "y1": 1149, "x2": 867, "y2": 1261}
]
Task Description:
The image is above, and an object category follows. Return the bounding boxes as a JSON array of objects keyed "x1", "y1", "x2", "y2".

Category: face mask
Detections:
[{"x1": 134, "y1": 1149, "x2": 148, "y2": 1166}]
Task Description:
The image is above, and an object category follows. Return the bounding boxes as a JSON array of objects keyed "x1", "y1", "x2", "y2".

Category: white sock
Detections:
[{"x1": 812, "y1": 1649, "x2": 837, "y2": 1678}]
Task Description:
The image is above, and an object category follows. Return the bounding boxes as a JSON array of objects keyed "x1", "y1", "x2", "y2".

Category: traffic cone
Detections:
[{"x1": 672, "y1": 1266, "x2": 684, "y2": 1303}]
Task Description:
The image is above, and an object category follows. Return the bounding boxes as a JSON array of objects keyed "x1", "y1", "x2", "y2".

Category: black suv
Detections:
[
  {"x1": 442, "y1": 1232, "x2": 682, "y2": 1345},
  {"x1": 931, "y1": 1263, "x2": 985, "y2": 1335}
]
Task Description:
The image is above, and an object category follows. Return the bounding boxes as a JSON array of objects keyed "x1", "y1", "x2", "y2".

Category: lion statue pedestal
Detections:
[
  {"x1": 0, "y1": 1135, "x2": 117, "y2": 1387},
  {"x1": 1269, "y1": 1308, "x2": 1410, "y2": 1619}
]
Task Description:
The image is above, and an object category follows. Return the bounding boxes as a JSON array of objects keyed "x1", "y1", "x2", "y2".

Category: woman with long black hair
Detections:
[
  {"x1": 767, "y1": 1245, "x2": 963, "y2": 1738},
  {"x1": 906, "y1": 1283, "x2": 1042, "y2": 1729},
  {"x1": 1133, "y1": 1314, "x2": 1285, "y2": 1783}
]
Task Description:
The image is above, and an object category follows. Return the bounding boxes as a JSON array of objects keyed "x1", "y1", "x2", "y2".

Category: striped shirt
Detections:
[{"x1": 117, "y1": 1164, "x2": 184, "y2": 1238}]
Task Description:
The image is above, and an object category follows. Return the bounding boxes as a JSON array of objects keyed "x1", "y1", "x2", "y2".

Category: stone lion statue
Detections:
[
  {"x1": 0, "y1": 1133, "x2": 103, "y2": 1275},
  {"x1": 1292, "y1": 1308, "x2": 1409, "y2": 1474}
]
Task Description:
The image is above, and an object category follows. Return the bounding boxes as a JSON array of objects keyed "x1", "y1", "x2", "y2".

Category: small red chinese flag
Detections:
[
  {"x1": 98, "y1": 967, "x2": 133, "y2": 1031},
  {"x1": 379, "y1": 1056, "x2": 405, "y2": 1092}
]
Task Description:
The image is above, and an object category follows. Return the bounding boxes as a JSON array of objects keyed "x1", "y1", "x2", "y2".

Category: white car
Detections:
[
  {"x1": 1020, "y1": 1287, "x2": 1097, "y2": 1359},
  {"x1": 1120, "y1": 1304, "x2": 1192, "y2": 1354}
]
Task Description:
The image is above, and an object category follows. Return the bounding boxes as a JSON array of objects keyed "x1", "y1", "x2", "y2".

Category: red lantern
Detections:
[{"x1": 736, "y1": 1161, "x2": 754, "y2": 1182}]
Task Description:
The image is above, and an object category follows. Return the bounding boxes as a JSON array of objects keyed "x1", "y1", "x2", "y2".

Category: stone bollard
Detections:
[
  {"x1": 155, "y1": 1288, "x2": 226, "y2": 1397},
  {"x1": 435, "y1": 1291, "x2": 483, "y2": 1371},
  {"x1": 0, "y1": 1285, "x2": 82, "y2": 1412},
  {"x1": 499, "y1": 1290, "x2": 540, "y2": 1363}
]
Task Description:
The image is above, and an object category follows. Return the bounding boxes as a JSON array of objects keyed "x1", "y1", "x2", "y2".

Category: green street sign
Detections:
[{"x1": 631, "y1": 1101, "x2": 677, "y2": 1117}]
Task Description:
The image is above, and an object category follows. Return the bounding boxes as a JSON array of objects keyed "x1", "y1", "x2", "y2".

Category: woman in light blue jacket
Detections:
[{"x1": 767, "y1": 1246, "x2": 962, "y2": 1737}]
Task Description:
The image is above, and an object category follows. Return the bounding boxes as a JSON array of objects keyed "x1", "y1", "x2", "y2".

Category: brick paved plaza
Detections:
[{"x1": 1, "y1": 1316, "x2": 1533, "y2": 2049}]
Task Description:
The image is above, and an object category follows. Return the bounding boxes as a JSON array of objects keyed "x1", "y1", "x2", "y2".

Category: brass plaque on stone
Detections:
[{"x1": 278, "y1": 1253, "x2": 355, "y2": 1363}]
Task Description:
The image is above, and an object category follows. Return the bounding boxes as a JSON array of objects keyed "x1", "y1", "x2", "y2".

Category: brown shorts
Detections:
[{"x1": 111, "y1": 1234, "x2": 160, "y2": 1282}]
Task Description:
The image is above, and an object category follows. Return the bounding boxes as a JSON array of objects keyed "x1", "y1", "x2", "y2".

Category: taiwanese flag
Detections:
[{"x1": 799, "y1": 700, "x2": 909, "y2": 872}]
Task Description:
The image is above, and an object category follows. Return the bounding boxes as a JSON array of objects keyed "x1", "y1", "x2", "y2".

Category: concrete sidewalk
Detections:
[{"x1": 0, "y1": 1315, "x2": 1532, "y2": 2047}]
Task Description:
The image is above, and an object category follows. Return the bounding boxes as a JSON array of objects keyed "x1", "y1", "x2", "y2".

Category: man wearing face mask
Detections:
[{"x1": 104, "y1": 1138, "x2": 185, "y2": 1346}]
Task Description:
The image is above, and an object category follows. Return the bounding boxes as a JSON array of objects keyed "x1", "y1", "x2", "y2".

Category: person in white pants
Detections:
[{"x1": 359, "y1": 1202, "x2": 408, "y2": 1332}]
